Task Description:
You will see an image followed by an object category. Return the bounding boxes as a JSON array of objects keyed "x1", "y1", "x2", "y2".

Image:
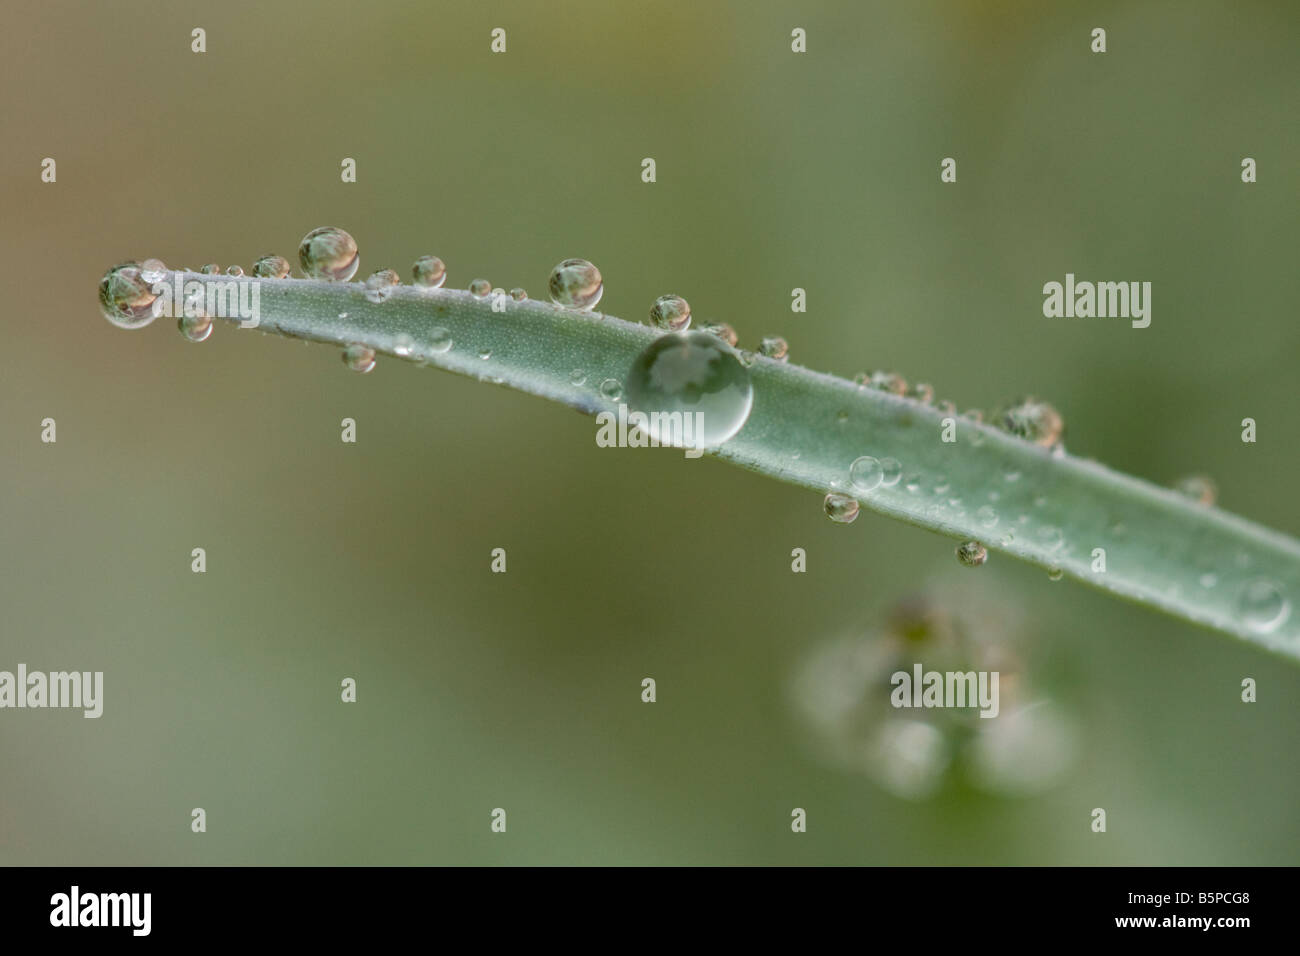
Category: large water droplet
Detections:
[
  {"x1": 393, "y1": 334, "x2": 416, "y2": 358},
  {"x1": 468, "y1": 278, "x2": 491, "y2": 298},
  {"x1": 365, "y1": 269, "x2": 400, "y2": 303},
  {"x1": 1237, "y1": 579, "x2": 1290, "y2": 633},
  {"x1": 649, "y1": 294, "x2": 691, "y2": 331},
  {"x1": 98, "y1": 263, "x2": 159, "y2": 329},
  {"x1": 178, "y1": 313, "x2": 212, "y2": 343},
  {"x1": 824, "y1": 493, "x2": 860, "y2": 524},
  {"x1": 548, "y1": 258, "x2": 603, "y2": 309},
  {"x1": 342, "y1": 344, "x2": 376, "y2": 373},
  {"x1": 412, "y1": 255, "x2": 447, "y2": 289},
  {"x1": 252, "y1": 255, "x2": 291, "y2": 279},
  {"x1": 624, "y1": 330, "x2": 754, "y2": 448},
  {"x1": 956, "y1": 540, "x2": 988, "y2": 567},
  {"x1": 509, "y1": 287, "x2": 527, "y2": 301},
  {"x1": 849, "y1": 456, "x2": 884, "y2": 492},
  {"x1": 299, "y1": 226, "x2": 359, "y2": 281},
  {"x1": 599, "y1": 378, "x2": 623, "y2": 401}
]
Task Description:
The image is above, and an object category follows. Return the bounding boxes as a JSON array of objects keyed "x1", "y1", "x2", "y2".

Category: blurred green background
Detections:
[{"x1": 2, "y1": 0, "x2": 1297, "y2": 864}]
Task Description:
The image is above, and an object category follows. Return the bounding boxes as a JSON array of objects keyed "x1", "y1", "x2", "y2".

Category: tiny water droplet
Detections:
[
  {"x1": 861, "y1": 371, "x2": 906, "y2": 395},
  {"x1": 342, "y1": 344, "x2": 376, "y2": 373},
  {"x1": 700, "y1": 322, "x2": 738, "y2": 347},
  {"x1": 140, "y1": 258, "x2": 167, "y2": 284},
  {"x1": 599, "y1": 378, "x2": 623, "y2": 401},
  {"x1": 1037, "y1": 526, "x2": 1064, "y2": 551},
  {"x1": 624, "y1": 330, "x2": 754, "y2": 447},
  {"x1": 570, "y1": 369, "x2": 587, "y2": 386},
  {"x1": 824, "y1": 493, "x2": 860, "y2": 524},
  {"x1": 956, "y1": 540, "x2": 987, "y2": 567},
  {"x1": 904, "y1": 475, "x2": 921, "y2": 493},
  {"x1": 936, "y1": 400, "x2": 956, "y2": 415},
  {"x1": 994, "y1": 397, "x2": 1064, "y2": 449},
  {"x1": 1004, "y1": 469, "x2": 1021, "y2": 483},
  {"x1": 412, "y1": 255, "x2": 447, "y2": 289},
  {"x1": 199, "y1": 263, "x2": 221, "y2": 275},
  {"x1": 224, "y1": 265, "x2": 243, "y2": 277},
  {"x1": 365, "y1": 269, "x2": 401, "y2": 303},
  {"x1": 909, "y1": 382, "x2": 934, "y2": 404},
  {"x1": 510, "y1": 287, "x2": 527, "y2": 301},
  {"x1": 976, "y1": 505, "x2": 999, "y2": 527},
  {"x1": 469, "y1": 278, "x2": 491, "y2": 298},
  {"x1": 1047, "y1": 565, "x2": 1064, "y2": 582},
  {"x1": 836, "y1": 410, "x2": 849, "y2": 424},
  {"x1": 880, "y1": 458, "x2": 903, "y2": 487},
  {"x1": 737, "y1": 350, "x2": 756, "y2": 368},
  {"x1": 429, "y1": 328, "x2": 453, "y2": 353},
  {"x1": 251, "y1": 254, "x2": 292, "y2": 279},
  {"x1": 758, "y1": 336, "x2": 789, "y2": 361},
  {"x1": 649, "y1": 294, "x2": 691, "y2": 331},
  {"x1": 1237, "y1": 579, "x2": 1290, "y2": 633},
  {"x1": 479, "y1": 348, "x2": 492, "y2": 360},
  {"x1": 849, "y1": 456, "x2": 883, "y2": 492},
  {"x1": 178, "y1": 313, "x2": 212, "y2": 343},
  {"x1": 962, "y1": 408, "x2": 984, "y2": 423},
  {"x1": 548, "y1": 258, "x2": 603, "y2": 309},
  {"x1": 98, "y1": 263, "x2": 159, "y2": 329},
  {"x1": 1199, "y1": 573, "x2": 1218, "y2": 589},
  {"x1": 299, "y1": 226, "x2": 359, "y2": 281},
  {"x1": 393, "y1": 334, "x2": 416, "y2": 358},
  {"x1": 1173, "y1": 474, "x2": 1217, "y2": 507}
]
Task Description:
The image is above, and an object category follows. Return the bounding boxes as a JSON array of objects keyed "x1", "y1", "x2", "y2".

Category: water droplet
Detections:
[
  {"x1": 548, "y1": 258, "x2": 603, "y2": 309},
  {"x1": 178, "y1": 313, "x2": 212, "y2": 343},
  {"x1": 225, "y1": 265, "x2": 244, "y2": 277},
  {"x1": 98, "y1": 263, "x2": 159, "y2": 329},
  {"x1": 976, "y1": 505, "x2": 999, "y2": 527},
  {"x1": 469, "y1": 278, "x2": 491, "y2": 298},
  {"x1": 956, "y1": 540, "x2": 988, "y2": 567},
  {"x1": 936, "y1": 400, "x2": 956, "y2": 415},
  {"x1": 139, "y1": 258, "x2": 167, "y2": 284},
  {"x1": 962, "y1": 408, "x2": 984, "y2": 423},
  {"x1": 867, "y1": 371, "x2": 907, "y2": 395},
  {"x1": 648, "y1": 294, "x2": 691, "y2": 331},
  {"x1": 849, "y1": 456, "x2": 884, "y2": 492},
  {"x1": 904, "y1": 475, "x2": 921, "y2": 493},
  {"x1": 737, "y1": 350, "x2": 756, "y2": 368},
  {"x1": 624, "y1": 330, "x2": 754, "y2": 447},
  {"x1": 393, "y1": 334, "x2": 416, "y2": 358},
  {"x1": 1004, "y1": 469, "x2": 1021, "y2": 483},
  {"x1": 994, "y1": 397, "x2": 1064, "y2": 449},
  {"x1": 510, "y1": 287, "x2": 527, "y2": 301},
  {"x1": 909, "y1": 382, "x2": 934, "y2": 404},
  {"x1": 700, "y1": 322, "x2": 738, "y2": 347},
  {"x1": 429, "y1": 328, "x2": 453, "y2": 353},
  {"x1": 478, "y1": 348, "x2": 492, "y2": 360},
  {"x1": 880, "y1": 458, "x2": 903, "y2": 487},
  {"x1": 252, "y1": 255, "x2": 291, "y2": 279},
  {"x1": 569, "y1": 369, "x2": 587, "y2": 386},
  {"x1": 824, "y1": 493, "x2": 860, "y2": 524},
  {"x1": 599, "y1": 378, "x2": 623, "y2": 401},
  {"x1": 199, "y1": 263, "x2": 221, "y2": 275},
  {"x1": 1047, "y1": 565, "x2": 1064, "y2": 582},
  {"x1": 298, "y1": 226, "x2": 359, "y2": 281},
  {"x1": 365, "y1": 269, "x2": 401, "y2": 303},
  {"x1": 1237, "y1": 579, "x2": 1290, "y2": 633},
  {"x1": 342, "y1": 344, "x2": 376, "y2": 373},
  {"x1": 412, "y1": 255, "x2": 447, "y2": 289},
  {"x1": 758, "y1": 336, "x2": 789, "y2": 361},
  {"x1": 1037, "y1": 526, "x2": 1064, "y2": 551},
  {"x1": 1173, "y1": 474, "x2": 1217, "y2": 507}
]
